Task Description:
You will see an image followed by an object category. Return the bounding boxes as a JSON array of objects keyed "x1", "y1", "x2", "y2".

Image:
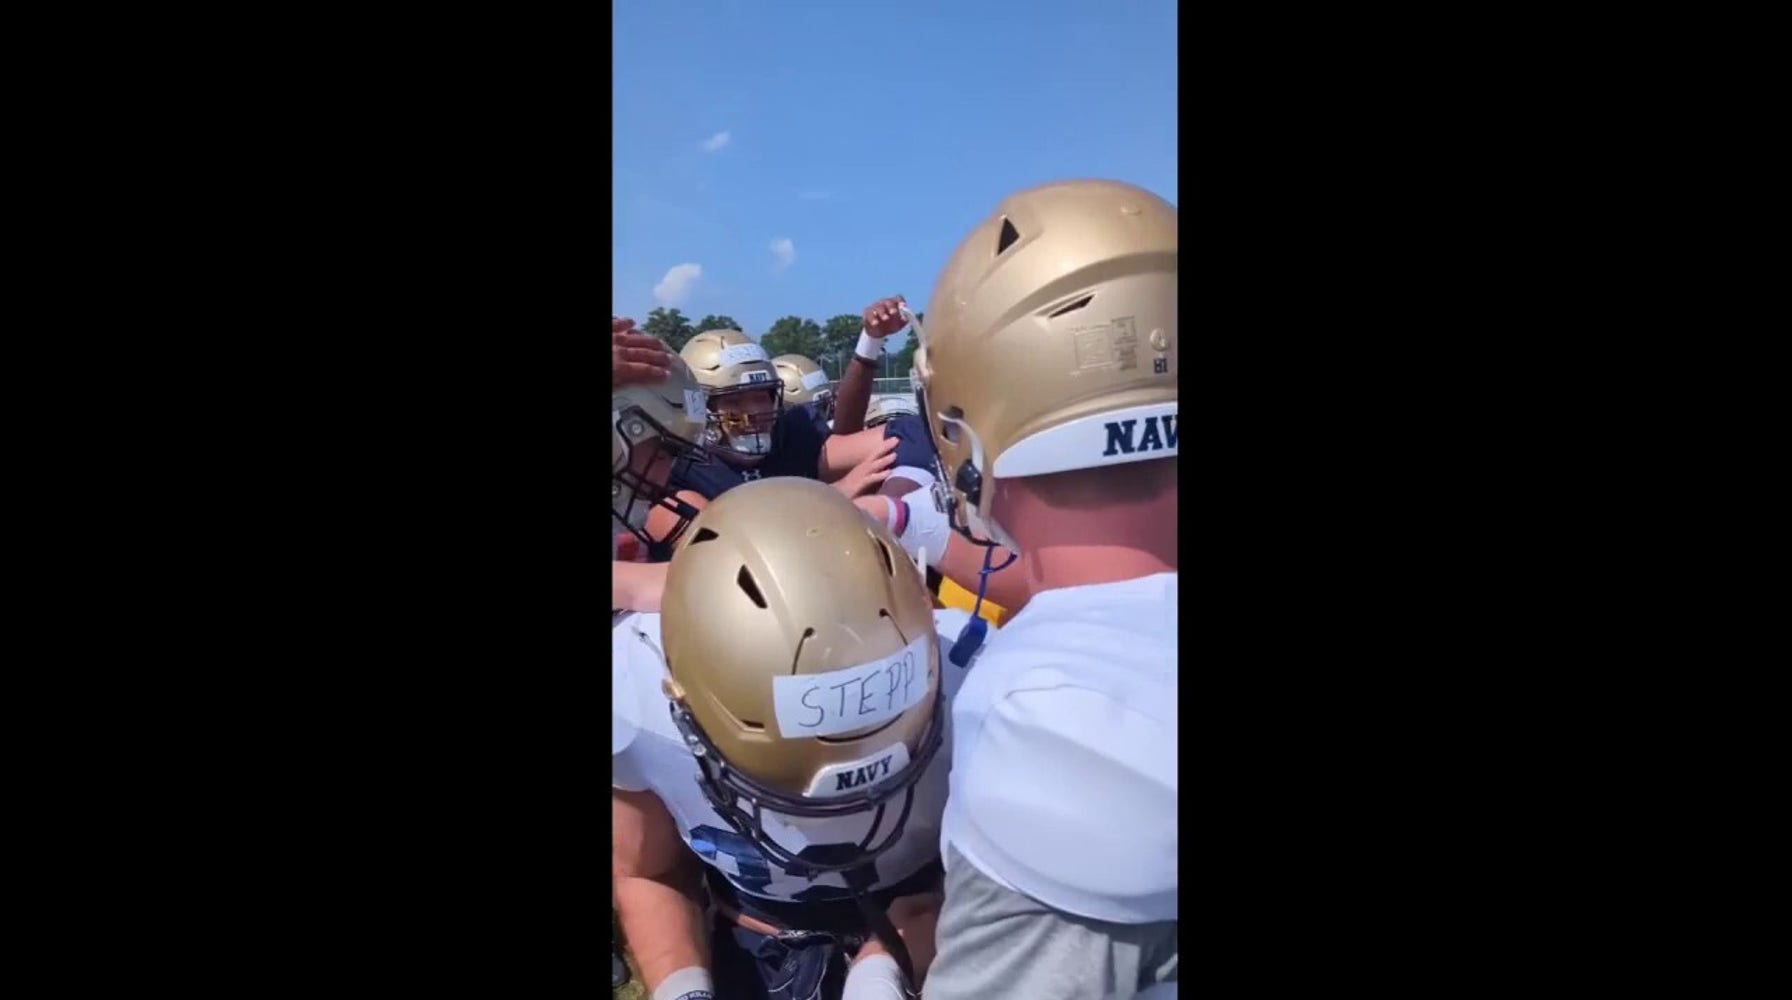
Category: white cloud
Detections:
[
  {"x1": 653, "y1": 263, "x2": 703, "y2": 306},
  {"x1": 700, "y1": 130, "x2": 731, "y2": 153},
  {"x1": 769, "y1": 237, "x2": 796, "y2": 271}
]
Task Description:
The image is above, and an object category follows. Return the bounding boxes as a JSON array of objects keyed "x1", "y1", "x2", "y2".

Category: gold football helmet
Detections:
[
  {"x1": 681, "y1": 330, "x2": 785, "y2": 465},
  {"x1": 772, "y1": 353, "x2": 835, "y2": 424},
  {"x1": 865, "y1": 396, "x2": 919, "y2": 429},
  {"x1": 612, "y1": 351, "x2": 710, "y2": 548},
  {"x1": 660, "y1": 477, "x2": 942, "y2": 876},
  {"x1": 913, "y1": 179, "x2": 1178, "y2": 551}
]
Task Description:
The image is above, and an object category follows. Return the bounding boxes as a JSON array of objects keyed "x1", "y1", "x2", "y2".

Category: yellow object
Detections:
[{"x1": 938, "y1": 575, "x2": 1006, "y2": 626}]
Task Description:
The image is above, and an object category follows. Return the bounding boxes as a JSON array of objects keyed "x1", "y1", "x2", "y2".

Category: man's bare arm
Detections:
[
  {"x1": 830, "y1": 296, "x2": 908, "y2": 435},
  {"x1": 931, "y1": 531, "x2": 1029, "y2": 616},
  {"x1": 612, "y1": 561, "x2": 671, "y2": 613},
  {"x1": 819, "y1": 427, "x2": 886, "y2": 482},
  {"x1": 860, "y1": 486, "x2": 1031, "y2": 615},
  {"x1": 850, "y1": 889, "x2": 943, "y2": 985},
  {"x1": 613, "y1": 788, "x2": 709, "y2": 991}
]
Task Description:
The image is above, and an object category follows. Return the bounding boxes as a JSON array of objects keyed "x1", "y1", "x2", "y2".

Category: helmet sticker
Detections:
[
  {"x1": 803, "y1": 742, "x2": 913, "y2": 800},
  {"x1": 993, "y1": 402, "x2": 1178, "y2": 478},
  {"x1": 800, "y1": 369, "x2": 830, "y2": 391},
  {"x1": 1072, "y1": 316, "x2": 1140, "y2": 373},
  {"x1": 771, "y1": 632, "x2": 930, "y2": 739},
  {"x1": 683, "y1": 389, "x2": 708, "y2": 423},
  {"x1": 717, "y1": 342, "x2": 770, "y2": 366}
]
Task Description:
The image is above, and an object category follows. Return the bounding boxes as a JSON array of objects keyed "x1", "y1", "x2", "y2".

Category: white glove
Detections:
[
  {"x1": 843, "y1": 953, "x2": 908, "y2": 1000},
  {"x1": 882, "y1": 487, "x2": 950, "y2": 571}
]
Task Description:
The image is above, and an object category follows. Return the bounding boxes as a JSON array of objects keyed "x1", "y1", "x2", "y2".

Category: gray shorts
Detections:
[{"x1": 923, "y1": 846, "x2": 1177, "y2": 1000}]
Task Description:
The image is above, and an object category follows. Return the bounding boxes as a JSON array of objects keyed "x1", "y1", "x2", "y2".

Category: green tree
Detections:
[
  {"x1": 642, "y1": 307, "x2": 696, "y2": 352},
  {"x1": 818, "y1": 314, "x2": 864, "y2": 378},
  {"x1": 692, "y1": 314, "x2": 742, "y2": 335},
  {"x1": 760, "y1": 315, "x2": 824, "y2": 365},
  {"x1": 890, "y1": 327, "x2": 919, "y2": 378}
]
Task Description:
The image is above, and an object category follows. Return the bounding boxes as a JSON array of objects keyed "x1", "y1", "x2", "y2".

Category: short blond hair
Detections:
[{"x1": 1015, "y1": 456, "x2": 1177, "y2": 511}]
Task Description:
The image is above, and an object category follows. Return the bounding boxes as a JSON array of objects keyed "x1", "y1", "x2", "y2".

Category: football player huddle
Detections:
[{"x1": 611, "y1": 179, "x2": 1179, "y2": 1000}]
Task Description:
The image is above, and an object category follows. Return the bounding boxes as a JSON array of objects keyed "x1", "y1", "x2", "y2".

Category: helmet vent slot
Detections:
[
  {"x1": 1048, "y1": 295, "x2": 1093, "y2": 318},
  {"x1": 940, "y1": 407, "x2": 964, "y2": 443},
  {"x1": 737, "y1": 565, "x2": 768, "y2": 608},
  {"x1": 877, "y1": 607, "x2": 911, "y2": 646},
  {"x1": 690, "y1": 527, "x2": 720, "y2": 545},
  {"x1": 996, "y1": 217, "x2": 1021, "y2": 255},
  {"x1": 791, "y1": 627, "x2": 815, "y2": 675},
  {"x1": 872, "y1": 537, "x2": 896, "y2": 578}
]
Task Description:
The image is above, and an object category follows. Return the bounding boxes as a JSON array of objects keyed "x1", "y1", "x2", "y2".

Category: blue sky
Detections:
[{"x1": 612, "y1": 0, "x2": 1178, "y2": 353}]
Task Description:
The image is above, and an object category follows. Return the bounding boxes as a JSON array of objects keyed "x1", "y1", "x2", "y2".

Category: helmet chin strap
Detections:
[
  {"x1": 844, "y1": 863, "x2": 920, "y2": 997},
  {"x1": 919, "y1": 415, "x2": 1016, "y2": 666},
  {"x1": 928, "y1": 412, "x2": 1019, "y2": 667},
  {"x1": 935, "y1": 411, "x2": 1021, "y2": 552},
  {"x1": 965, "y1": 502, "x2": 1021, "y2": 555}
]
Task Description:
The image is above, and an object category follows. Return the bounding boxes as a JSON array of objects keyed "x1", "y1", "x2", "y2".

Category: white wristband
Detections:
[
  {"x1": 843, "y1": 953, "x2": 908, "y2": 1000},
  {"x1": 855, "y1": 329, "x2": 885, "y2": 362},
  {"x1": 892, "y1": 486, "x2": 949, "y2": 571},
  {"x1": 652, "y1": 966, "x2": 714, "y2": 1000}
]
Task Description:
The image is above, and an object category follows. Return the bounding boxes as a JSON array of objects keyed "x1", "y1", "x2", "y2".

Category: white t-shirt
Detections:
[
  {"x1": 613, "y1": 608, "x2": 980, "y2": 903},
  {"x1": 940, "y1": 572, "x2": 1178, "y2": 924}
]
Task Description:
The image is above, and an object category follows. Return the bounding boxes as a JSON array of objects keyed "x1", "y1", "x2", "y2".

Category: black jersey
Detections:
[
  {"x1": 798, "y1": 401, "x2": 833, "y2": 438},
  {"x1": 668, "y1": 406, "x2": 827, "y2": 502}
]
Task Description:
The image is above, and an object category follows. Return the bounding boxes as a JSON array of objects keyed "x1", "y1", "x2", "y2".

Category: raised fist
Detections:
[{"x1": 862, "y1": 296, "x2": 908, "y2": 339}]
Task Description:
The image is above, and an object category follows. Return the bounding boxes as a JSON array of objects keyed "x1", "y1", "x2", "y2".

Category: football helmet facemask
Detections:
[
  {"x1": 612, "y1": 351, "x2": 710, "y2": 549},
  {"x1": 681, "y1": 330, "x2": 785, "y2": 466},
  {"x1": 657, "y1": 478, "x2": 944, "y2": 878}
]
